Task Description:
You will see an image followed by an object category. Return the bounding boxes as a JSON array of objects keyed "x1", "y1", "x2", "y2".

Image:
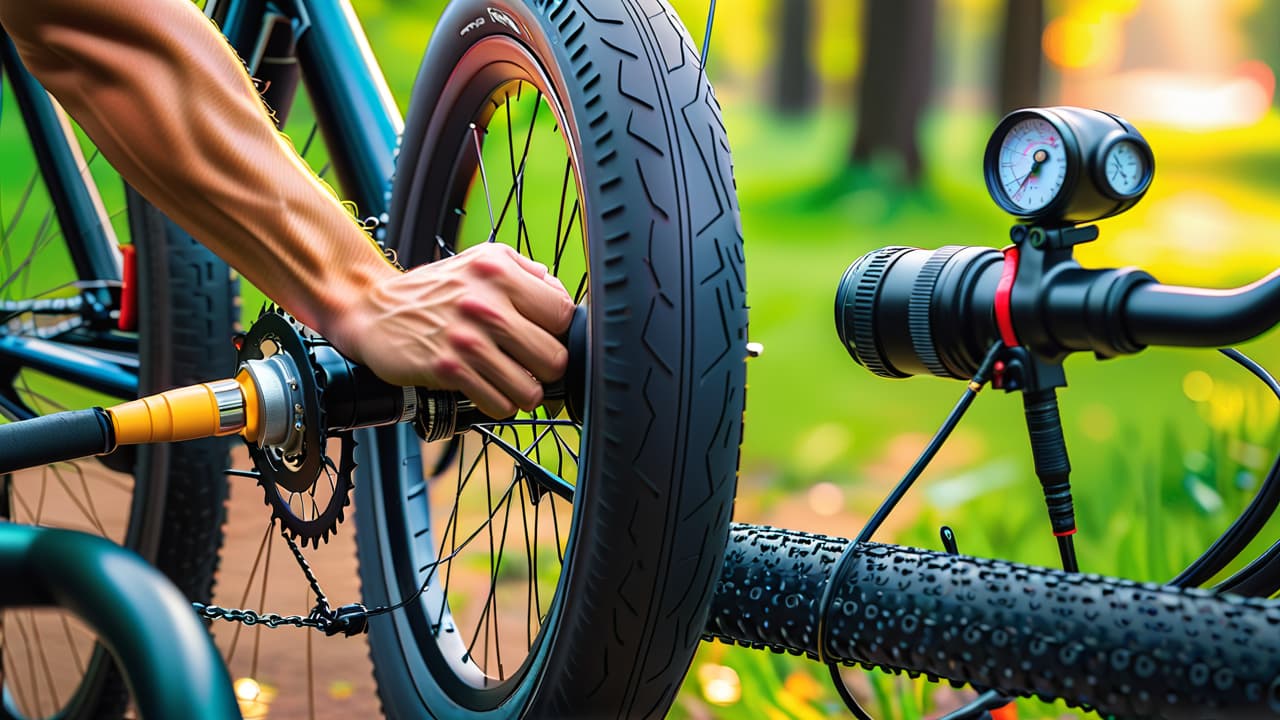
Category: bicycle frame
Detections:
[
  {"x1": 0, "y1": 0, "x2": 402, "y2": 411},
  {"x1": 206, "y1": 0, "x2": 401, "y2": 214}
]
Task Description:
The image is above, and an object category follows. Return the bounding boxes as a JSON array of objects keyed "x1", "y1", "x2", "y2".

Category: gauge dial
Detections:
[
  {"x1": 1102, "y1": 139, "x2": 1147, "y2": 196},
  {"x1": 996, "y1": 117, "x2": 1068, "y2": 213}
]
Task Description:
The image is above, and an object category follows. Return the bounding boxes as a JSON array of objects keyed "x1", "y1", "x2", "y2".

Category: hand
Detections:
[{"x1": 328, "y1": 243, "x2": 575, "y2": 419}]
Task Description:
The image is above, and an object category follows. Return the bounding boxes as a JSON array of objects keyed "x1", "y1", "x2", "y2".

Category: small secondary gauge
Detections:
[
  {"x1": 1100, "y1": 138, "x2": 1148, "y2": 197},
  {"x1": 984, "y1": 107, "x2": 1154, "y2": 226}
]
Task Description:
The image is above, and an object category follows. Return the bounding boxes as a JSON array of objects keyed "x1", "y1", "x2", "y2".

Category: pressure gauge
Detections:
[
  {"x1": 984, "y1": 107, "x2": 1154, "y2": 226},
  {"x1": 992, "y1": 116, "x2": 1068, "y2": 214},
  {"x1": 1100, "y1": 138, "x2": 1149, "y2": 197}
]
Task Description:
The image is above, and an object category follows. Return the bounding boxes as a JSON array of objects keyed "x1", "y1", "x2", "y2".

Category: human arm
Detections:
[{"x1": 0, "y1": 0, "x2": 573, "y2": 417}]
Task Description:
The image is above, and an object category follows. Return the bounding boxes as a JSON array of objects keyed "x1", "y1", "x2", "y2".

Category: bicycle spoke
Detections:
[
  {"x1": 47, "y1": 465, "x2": 108, "y2": 537},
  {"x1": 58, "y1": 615, "x2": 85, "y2": 677},
  {"x1": 250, "y1": 521, "x2": 276, "y2": 681},
  {"x1": 552, "y1": 159, "x2": 572, "y2": 275},
  {"x1": 28, "y1": 612, "x2": 61, "y2": 710},
  {"x1": 306, "y1": 585, "x2": 316, "y2": 720},
  {"x1": 471, "y1": 124, "x2": 497, "y2": 239},
  {"x1": 13, "y1": 613, "x2": 44, "y2": 717},
  {"x1": 517, "y1": 479, "x2": 535, "y2": 649},
  {"x1": 1, "y1": 171, "x2": 38, "y2": 247},
  {"x1": 225, "y1": 520, "x2": 275, "y2": 665}
]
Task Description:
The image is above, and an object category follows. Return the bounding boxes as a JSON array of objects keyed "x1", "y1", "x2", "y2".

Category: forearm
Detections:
[{"x1": 0, "y1": 0, "x2": 397, "y2": 333}]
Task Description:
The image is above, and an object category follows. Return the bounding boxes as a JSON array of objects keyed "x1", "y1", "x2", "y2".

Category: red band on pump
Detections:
[
  {"x1": 1053, "y1": 527, "x2": 1078, "y2": 537},
  {"x1": 994, "y1": 246, "x2": 1019, "y2": 347}
]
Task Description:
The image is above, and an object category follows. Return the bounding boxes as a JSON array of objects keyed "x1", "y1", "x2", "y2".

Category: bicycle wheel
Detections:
[
  {"x1": 355, "y1": 0, "x2": 747, "y2": 716},
  {"x1": 708, "y1": 524, "x2": 1280, "y2": 720},
  {"x1": 0, "y1": 47, "x2": 236, "y2": 718}
]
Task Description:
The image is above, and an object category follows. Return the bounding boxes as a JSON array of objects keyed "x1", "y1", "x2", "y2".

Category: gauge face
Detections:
[
  {"x1": 996, "y1": 117, "x2": 1068, "y2": 214},
  {"x1": 1102, "y1": 139, "x2": 1147, "y2": 196}
]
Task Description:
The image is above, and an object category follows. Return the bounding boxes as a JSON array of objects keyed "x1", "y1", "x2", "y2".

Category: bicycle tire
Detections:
[
  {"x1": 706, "y1": 524, "x2": 1280, "y2": 720},
  {"x1": 354, "y1": 0, "x2": 746, "y2": 717},
  {"x1": 0, "y1": 165, "x2": 235, "y2": 720}
]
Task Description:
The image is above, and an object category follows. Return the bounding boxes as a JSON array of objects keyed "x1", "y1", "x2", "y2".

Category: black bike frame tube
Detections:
[
  {"x1": 0, "y1": 33, "x2": 122, "y2": 294},
  {"x1": 0, "y1": 335, "x2": 137, "y2": 399},
  {"x1": 290, "y1": 0, "x2": 401, "y2": 215},
  {"x1": 0, "y1": 524, "x2": 241, "y2": 720},
  {"x1": 208, "y1": 0, "x2": 400, "y2": 216},
  {"x1": 207, "y1": 0, "x2": 270, "y2": 61}
]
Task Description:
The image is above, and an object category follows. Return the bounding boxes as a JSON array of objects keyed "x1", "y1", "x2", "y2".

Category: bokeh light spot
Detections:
[
  {"x1": 234, "y1": 678, "x2": 261, "y2": 702},
  {"x1": 1043, "y1": 16, "x2": 1121, "y2": 71},
  {"x1": 807, "y1": 481, "x2": 845, "y2": 517},
  {"x1": 697, "y1": 663, "x2": 742, "y2": 706},
  {"x1": 1183, "y1": 370, "x2": 1214, "y2": 403}
]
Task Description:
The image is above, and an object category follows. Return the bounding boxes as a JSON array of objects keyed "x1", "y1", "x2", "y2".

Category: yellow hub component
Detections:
[{"x1": 107, "y1": 373, "x2": 261, "y2": 445}]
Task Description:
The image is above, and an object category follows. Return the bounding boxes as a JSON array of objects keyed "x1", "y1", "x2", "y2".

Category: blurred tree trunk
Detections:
[
  {"x1": 851, "y1": 0, "x2": 936, "y2": 185},
  {"x1": 997, "y1": 0, "x2": 1044, "y2": 115},
  {"x1": 772, "y1": 0, "x2": 818, "y2": 115}
]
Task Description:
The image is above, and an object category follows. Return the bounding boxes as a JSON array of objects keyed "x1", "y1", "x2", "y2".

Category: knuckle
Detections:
[
  {"x1": 445, "y1": 327, "x2": 484, "y2": 354},
  {"x1": 521, "y1": 385, "x2": 543, "y2": 411},
  {"x1": 555, "y1": 298, "x2": 575, "y2": 331},
  {"x1": 549, "y1": 343, "x2": 569, "y2": 375},
  {"x1": 458, "y1": 295, "x2": 503, "y2": 325},
  {"x1": 429, "y1": 356, "x2": 465, "y2": 383},
  {"x1": 468, "y1": 255, "x2": 510, "y2": 280}
]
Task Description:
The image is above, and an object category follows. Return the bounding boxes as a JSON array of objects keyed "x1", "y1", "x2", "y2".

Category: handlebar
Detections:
[
  {"x1": 1125, "y1": 268, "x2": 1280, "y2": 347},
  {"x1": 0, "y1": 523, "x2": 241, "y2": 719},
  {"x1": 836, "y1": 242, "x2": 1280, "y2": 380}
]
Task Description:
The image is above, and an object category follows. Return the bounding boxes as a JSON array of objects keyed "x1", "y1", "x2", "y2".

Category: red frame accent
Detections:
[
  {"x1": 118, "y1": 244, "x2": 137, "y2": 332},
  {"x1": 994, "y1": 246, "x2": 1020, "y2": 347}
]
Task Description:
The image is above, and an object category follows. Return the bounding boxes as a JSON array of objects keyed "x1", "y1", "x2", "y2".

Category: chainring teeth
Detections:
[{"x1": 241, "y1": 305, "x2": 356, "y2": 546}]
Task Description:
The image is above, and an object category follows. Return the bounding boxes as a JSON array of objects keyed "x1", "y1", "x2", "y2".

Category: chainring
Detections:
[{"x1": 238, "y1": 306, "x2": 355, "y2": 547}]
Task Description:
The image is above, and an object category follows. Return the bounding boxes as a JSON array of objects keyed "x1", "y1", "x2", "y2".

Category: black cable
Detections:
[
  {"x1": 854, "y1": 342, "x2": 1004, "y2": 544},
  {"x1": 1168, "y1": 348, "x2": 1280, "y2": 588},
  {"x1": 827, "y1": 342, "x2": 1004, "y2": 718},
  {"x1": 1221, "y1": 347, "x2": 1280, "y2": 399},
  {"x1": 828, "y1": 664, "x2": 874, "y2": 720},
  {"x1": 1056, "y1": 533, "x2": 1078, "y2": 573},
  {"x1": 1215, "y1": 539, "x2": 1280, "y2": 596},
  {"x1": 939, "y1": 689, "x2": 1007, "y2": 720}
]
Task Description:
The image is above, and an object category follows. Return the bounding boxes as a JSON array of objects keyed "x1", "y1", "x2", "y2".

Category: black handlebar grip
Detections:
[
  {"x1": 0, "y1": 408, "x2": 115, "y2": 475},
  {"x1": 705, "y1": 524, "x2": 1280, "y2": 719}
]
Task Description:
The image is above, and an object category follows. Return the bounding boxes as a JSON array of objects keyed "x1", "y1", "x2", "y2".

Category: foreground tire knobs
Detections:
[{"x1": 237, "y1": 307, "x2": 355, "y2": 548}]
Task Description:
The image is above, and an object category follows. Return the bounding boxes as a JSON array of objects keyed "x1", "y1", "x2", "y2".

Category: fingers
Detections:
[
  {"x1": 462, "y1": 243, "x2": 576, "y2": 335},
  {"x1": 383, "y1": 242, "x2": 576, "y2": 414},
  {"x1": 457, "y1": 293, "x2": 567, "y2": 383},
  {"x1": 433, "y1": 353, "x2": 523, "y2": 419},
  {"x1": 441, "y1": 325, "x2": 544, "y2": 416}
]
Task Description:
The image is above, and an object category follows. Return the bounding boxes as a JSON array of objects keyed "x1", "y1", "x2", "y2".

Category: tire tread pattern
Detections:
[{"x1": 706, "y1": 524, "x2": 1280, "y2": 720}]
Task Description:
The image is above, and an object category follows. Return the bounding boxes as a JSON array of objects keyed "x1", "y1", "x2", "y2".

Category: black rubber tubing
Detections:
[
  {"x1": 704, "y1": 523, "x2": 1280, "y2": 719},
  {"x1": 0, "y1": 407, "x2": 114, "y2": 474}
]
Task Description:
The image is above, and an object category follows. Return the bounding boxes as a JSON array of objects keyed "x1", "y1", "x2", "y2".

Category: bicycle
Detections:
[
  {"x1": 5, "y1": 4, "x2": 1280, "y2": 720},
  {"x1": 0, "y1": 0, "x2": 743, "y2": 718}
]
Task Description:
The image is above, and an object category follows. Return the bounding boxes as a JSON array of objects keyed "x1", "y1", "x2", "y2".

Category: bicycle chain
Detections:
[{"x1": 191, "y1": 523, "x2": 371, "y2": 637}]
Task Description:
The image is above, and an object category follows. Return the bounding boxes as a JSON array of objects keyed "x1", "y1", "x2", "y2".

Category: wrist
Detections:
[{"x1": 305, "y1": 246, "x2": 401, "y2": 363}]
